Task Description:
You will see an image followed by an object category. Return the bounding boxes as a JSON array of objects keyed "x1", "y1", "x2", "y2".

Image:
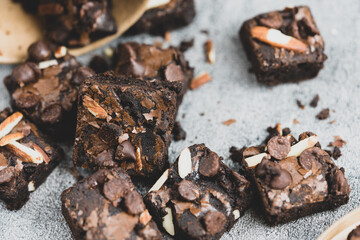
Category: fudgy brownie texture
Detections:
[
  {"x1": 18, "y1": 0, "x2": 117, "y2": 47},
  {"x1": 126, "y1": 0, "x2": 195, "y2": 36},
  {"x1": 239, "y1": 6, "x2": 327, "y2": 85},
  {"x1": 61, "y1": 168, "x2": 162, "y2": 240},
  {"x1": 0, "y1": 108, "x2": 63, "y2": 210},
  {"x1": 348, "y1": 225, "x2": 360, "y2": 240},
  {"x1": 113, "y1": 42, "x2": 193, "y2": 107},
  {"x1": 73, "y1": 72, "x2": 177, "y2": 178},
  {"x1": 4, "y1": 41, "x2": 94, "y2": 140},
  {"x1": 144, "y1": 144, "x2": 252, "y2": 239},
  {"x1": 241, "y1": 127, "x2": 350, "y2": 225}
]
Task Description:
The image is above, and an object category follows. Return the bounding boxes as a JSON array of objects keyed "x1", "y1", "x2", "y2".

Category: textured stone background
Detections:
[{"x1": 0, "y1": 0, "x2": 359, "y2": 239}]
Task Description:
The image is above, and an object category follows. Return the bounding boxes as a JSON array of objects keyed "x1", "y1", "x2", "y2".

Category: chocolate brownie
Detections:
[
  {"x1": 348, "y1": 225, "x2": 360, "y2": 240},
  {"x1": 4, "y1": 41, "x2": 94, "y2": 139},
  {"x1": 0, "y1": 108, "x2": 63, "y2": 210},
  {"x1": 61, "y1": 168, "x2": 162, "y2": 240},
  {"x1": 113, "y1": 42, "x2": 193, "y2": 107},
  {"x1": 73, "y1": 72, "x2": 177, "y2": 178},
  {"x1": 239, "y1": 6, "x2": 327, "y2": 85},
  {"x1": 144, "y1": 144, "x2": 252, "y2": 239},
  {"x1": 241, "y1": 128, "x2": 350, "y2": 225},
  {"x1": 126, "y1": 0, "x2": 195, "y2": 36}
]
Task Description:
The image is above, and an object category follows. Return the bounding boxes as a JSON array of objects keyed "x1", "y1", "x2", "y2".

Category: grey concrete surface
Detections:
[{"x1": 0, "y1": 0, "x2": 359, "y2": 239}]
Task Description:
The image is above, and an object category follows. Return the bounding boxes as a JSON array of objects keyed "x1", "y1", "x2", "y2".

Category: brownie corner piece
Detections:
[
  {"x1": 242, "y1": 128, "x2": 350, "y2": 225},
  {"x1": 73, "y1": 73, "x2": 177, "y2": 178},
  {"x1": 0, "y1": 108, "x2": 63, "y2": 210},
  {"x1": 239, "y1": 6, "x2": 327, "y2": 85},
  {"x1": 144, "y1": 144, "x2": 252, "y2": 239},
  {"x1": 61, "y1": 168, "x2": 162, "y2": 240}
]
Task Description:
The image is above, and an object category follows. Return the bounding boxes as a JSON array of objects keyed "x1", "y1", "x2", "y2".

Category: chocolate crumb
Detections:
[
  {"x1": 293, "y1": 119, "x2": 299, "y2": 124},
  {"x1": 200, "y1": 112, "x2": 205, "y2": 116},
  {"x1": 172, "y1": 121, "x2": 186, "y2": 141},
  {"x1": 89, "y1": 55, "x2": 109, "y2": 74},
  {"x1": 316, "y1": 108, "x2": 330, "y2": 120},
  {"x1": 229, "y1": 146, "x2": 246, "y2": 163},
  {"x1": 310, "y1": 94, "x2": 320, "y2": 108},
  {"x1": 282, "y1": 128, "x2": 291, "y2": 136},
  {"x1": 328, "y1": 136, "x2": 347, "y2": 148},
  {"x1": 222, "y1": 119, "x2": 236, "y2": 126},
  {"x1": 201, "y1": 29, "x2": 209, "y2": 35},
  {"x1": 332, "y1": 146, "x2": 342, "y2": 160},
  {"x1": 329, "y1": 120, "x2": 336, "y2": 124},
  {"x1": 296, "y1": 99, "x2": 305, "y2": 109},
  {"x1": 264, "y1": 123, "x2": 282, "y2": 144},
  {"x1": 179, "y1": 38, "x2": 194, "y2": 52}
]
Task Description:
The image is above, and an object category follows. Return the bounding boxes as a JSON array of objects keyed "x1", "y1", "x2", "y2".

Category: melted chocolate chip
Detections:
[
  {"x1": 164, "y1": 63, "x2": 184, "y2": 82},
  {"x1": 98, "y1": 123, "x2": 122, "y2": 145},
  {"x1": 12, "y1": 63, "x2": 40, "y2": 86},
  {"x1": 199, "y1": 151, "x2": 220, "y2": 177},
  {"x1": 115, "y1": 140, "x2": 136, "y2": 162},
  {"x1": 89, "y1": 55, "x2": 109, "y2": 74},
  {"x1": 0, "y1": 167, "x2": 15, "y2": 184},
  {"x1": 124, "y1": 191, "x2": 145, "y2": 215},
  {"x1": 41, "y1": 104, "x2": 62, "y2": 124},
  {"x1": 299, "y1": 147, "x2": 328, "y2": 169},
  {"x1": 267, "y1": 136, "x2": 291, "y2": 160},
  {"x1": 28, "y1": 41, "x2": 52, "y2": 62},
  {"x1": 71, "y1": 67, "x2": 95, "y2": 85},
  {"x1": 117, "y1": 59, "x2": 146, "y2": 77},
  {"x1": 331, "y1": 169, "x2": 350, "y2": 195},
  {"x1": 270, "y1": 169, "x2": 292, "y2": 190},
  {"x1": 103, "y1": 178, "x2": 130, "y2": 202},
  {"x1": 14, "y1": 92, "x2": 40, "y2": 109},
  {"x1": 203, "y1": 211, "x2": 227, "y2": 235},
  {"x1": 258, "y1": 12, "x2": 283, "y2": 29},
  {"x1": 178, "y1": 180, "x2": 200, "y2": 201}
]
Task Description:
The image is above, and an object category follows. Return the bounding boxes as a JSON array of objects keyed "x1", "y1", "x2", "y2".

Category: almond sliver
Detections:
[
  {"x1": 0, "y1": 132, "x2": 24, "y2": 146},
  {"x1": 6, "y1": 141, "x2": 43, "y2": 164},
  {"x1": 0, "y1": 112, "x2": 23, "y2": 140},
  {"x1": 33, "y1": 144, "x2": 50, "y2": 164}
]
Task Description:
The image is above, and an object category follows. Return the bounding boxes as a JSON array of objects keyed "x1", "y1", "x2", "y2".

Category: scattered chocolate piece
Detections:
[
  {"x1": 229, "y1": 146, "x2": 247, "y2": 163},
  {"x1": 328, "y1": 136, "x2": 347, "y2": 148},
  {"x1": 179, "y1": 38, "x2": 195, "y2": 52},
  {"x1": 296, "y1": 100, "x2": 305, "y2": 110},
  {"x1": 310, "y1": 94, "x2": 320, "y2": 107},
  {"x1": 293, "y1": 119, "x2": 300, "y2": 124},
  {"x1": 190, "y1": 72, "x2": 211, "y2": 90},
  {"x1": 201, "y1": 29, "x2": 209, "y2": 35},
  {"x1": 89, "y1": 55, "x2": 110, "y2": 73},
  {"x1": 329, "y1": 120, "x2": 336, "y2": 124},
  {"x1": 264, "y1": 123, "x2": 282, "y2": 144},
  {"x1": 332, "y1": 146, "x2": 342, "y2": 160},
  {"x1": 222, "y1": 119, "x2": 236, "y2": 126},
  {"x1": 172, "y1": 121, "x2": 187, "y2": 141},
  {"x1": 316, "y1": 108, "x2": 330, "y2": 120}
]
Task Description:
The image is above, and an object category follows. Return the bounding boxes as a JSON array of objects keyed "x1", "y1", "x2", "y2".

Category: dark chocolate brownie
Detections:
[
  {"x1": 144, "y1": 144, "x2": 252, "y2": 239},
  {"x1": 126, "y1": 0, "x2": 195, "y2": 36},
  {"x1": 239, "y1": 6, "x2": 327, "y2": 85},
  {"x1": 348, "y1": 225, "x2": 360, "y2": 240},
  {"x1": 61, "y1": 168, "x2": 162, "y2": 240},
  {"x1": 0, "y1": 108, "x2": 63, "y2": 210},
  {"x1": 113, "y1": 42, "x2": 193, "y2": 107},
  {"x1": 241, "y1": 128, "x2": 350, "y2": 225},
  {"x1": 73, "y1": 72, "x2": 177, "y2": 178},
  {"x1": 4, "y1": 41, "x2": 94, "y2": 139}
]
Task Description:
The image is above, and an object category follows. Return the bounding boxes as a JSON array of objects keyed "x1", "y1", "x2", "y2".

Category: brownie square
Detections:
[
  {"x1": 239, "y1": 6, "x2": 327, "y2": 85},
  {"x1": 61, "y1": 168, "x2": 162, "y2": 240},
  {"x1": 144, "y1": 144, "x2": 252, "y2": 239},
  {"x1": 126, "y1": 0, "x2": 195, "y2": 36},
  {"x1": 73, "y1": 72, "x2": 177, "y2": 178},
  {"x1": 241, "y1": 128, "x2": 350, "y2": 225},
  {"x1": 0, "y1": 108, "x2": 63, "y2": 210},
  {"x1": 113, "y1": 42, "x2": 193, "y2": 107},
  {"x1": 4, "y1": 41, "x2": 94, "y2": 140}
]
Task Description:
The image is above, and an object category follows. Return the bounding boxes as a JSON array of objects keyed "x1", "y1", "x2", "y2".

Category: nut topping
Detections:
[
  {"x1": 0, "y1": 112, "x2": 23, "y2": 139},
  {"x1": 54, "y1": 46, "x2": 67, "y2": 58},
  {"x1": 244, "y1": 153, "x2": 270, "y2": 168},
  {"x1": 0, "y1": 132, "x2": 24, "y2": 147},
  {"x1": 83, "y1": 95, "x2": 108, "y2": 119},
  {"x1": 178, "y1": 147, "x2": 192, "y2": 178},
  {"x1": 287, "y1": 135, "x2": 319, "y2": 157},
  {"x1": 33, "y1": 144, "x2": 50, "y2": 164},
  {"x1": 204, "y1": 40, "x2": 215, "y2": 64},
  {"x1": 162, "y1": 207, "x2": 175, "y2": 236},
  {"x1": 147, "y1": 0, "x2": 170, "y2": 10},
  {"x1": 190, "y1": 72, "x2": 212, "y2": 90},
  {"x1": 6, "y1": 141, "x2": 44, "y2": 164},
  {"x1": 38, "y1": 59, "x2": 58, "y2": 69},
  {"x1": 139, "y1": 209, "x2": 152, "y2": 225},
  {"x1": 149, "y1": 169, "x2": 169, "y2": 192}
]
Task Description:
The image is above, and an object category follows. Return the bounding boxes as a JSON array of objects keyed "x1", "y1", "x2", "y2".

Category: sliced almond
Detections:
[
  {"x1": 33, "y1": 143, "x2": 50, "y2": 164},
  {"x1": 190, "y1": 72, "x2": 211, "y2": 90},
  {"x1": 139, "y1": 209, "x2": 152, "y2": 225},
  {"x1": 54, "y1": 46, "x2": 67, "y2": 58},
  {"x1": 164, "y1": 31, "x2": 171, "y2": 43},
  {"x1": 135, "y1": 147, "x2": 142, "y2": 171},
  {"x1": 204, "y1": 40, "x2": 215, "y2": 64},
  {"x1": 162, "y1": 207, "x2": 175, "y2": 236},
  {"x1": 178, "y1": 147, "x2": 192, "y2": 179},
  {"x1": 0, "y1": 112, "x2": 23, "y2": 140},
  {"x1": 287, "y1": 135, "x2": 319, "y2": 157},
  {"x1": 104, "y1": 47, "x2": 114, "y2": 58},
  {"x1": 38, "y1": 59, "x2": 58, "y2": 69},
  {"x1": 244, "y1": 153, "x2": 270, "y2": 168},
  {"x1": 6, "y1": 141, "x2": 43, "y2": 164},
  {"x1": 28, "y1": 181, "x2": 35, "y2": 192},
  {"x1": 83, "y1": 95, "x2": 108, "y2": 119},
  {"x1": 233, "y1": 209, "x2": 241, "y2": 220},
  {"x1": 149, "y1": 169, "x2": 169, "y2": 192},
  {"x1": 147, "y1": 0, "x2": 170, "y2": 10},
  {"x1": 251, "y1": 26, "x2": 308, "y2": 53},
  {"x1": 0, "y1": 132, "x2": 24, "y2": 146}
]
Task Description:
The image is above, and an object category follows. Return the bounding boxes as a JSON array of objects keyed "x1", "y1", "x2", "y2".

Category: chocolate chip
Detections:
[
  {"x1": 115, "y1": 140, "x2": 136, "y2": 162},
  {"x1": 332, "y1": 146, "x2": 342, "y2": 160},
  {"x1": 299, "y1": 147, "x2": 329, "y2": 169},
  {"x1": 96, "y1": 149, "x2": 117, "y2": 168},
  {"x1": 41, "y1": 104, "x2": 62, "y2": 124},
  {"x1": 98, "y1": 123, "x2": 122, "y2": 145},
  {"x1": 0, "y1": 167, "x2": 15, "y2": 184},
  {"x1": 179, "y1": 38, "x2": 194, "y2": 52},
  {"x1": 103, "y1": 178, "x2": 130, "y2": 202},
  {"x1": 117, "y1": 59, "x2": 146, "y2": 77},
  {"x1": 269, "y1": 169, "x2": 292, "y2": 190},
  {"x1": 255, "y1": 158, "x2": 274, "y2": 178},
  {"x1": 242, "y1": 146, "x2": 262, "y2": 158},
  {"x1": 267, "y1": 136, "x2": 291, "y2": 160},
  {"x1": 203, "y1": 211, "x2": 227, "y2": 235},
  {"x1": 199, "y1": 151, "x2": 220, "y2": 177},
  {"x1": 282, "y1": 128, "x2": 291, "y2": 136},
  {"x1": 316, "y1": 108, "x2": 330, "y2": 120},
  {"x1": 164, "y1": 63, "x2": 184, "y2": 82},
  {"x1": 172, "y1": 121, "x2": 186, "y2": 141},
  {"x1": 124, "y1": 191, "x2": 145, "y2": 215},
  {"x1": 258, "y1": 12, "x2": 283, "y2": 29},
  {"x1": 115, "y1": 44, "x2": 136, "y2": 63},
  {"x1": 178, "y1": 180, "x2": 200, "y2": 201},
  {"x1": 310, "y1": 94, "x2": 319, "y2": 108},
  {"x1": 89, "y1": 55, "x2": 109, "y2": 73},
  {"x1": 331, "y1": 169, "x2": 350, "y2": 195},
  {"x1": 14, "y1": 92, "x2": 40, "y2": 109},
  {"x1": 28, "y1": 41, "x2": 52, "y2": 62},
  {"x1": 71, "y1": 67, "x2": 95, "y2": 85},
  {"x1": 12, "y1": 63, "x2": 40, "y2": 86}
]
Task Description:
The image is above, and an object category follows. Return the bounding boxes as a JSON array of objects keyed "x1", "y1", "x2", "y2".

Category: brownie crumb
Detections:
[
  {"x1": 204, "y1": 39, "x2": 215, "y2": 64},
  {"x1": 264, "y1": 123, "x2": 282, "y2": 143},
  {"x1": 229, "y1": 146, "x2": 246, "y2": 163},
  {"x1": 179, "y1": 38, "x2": 194, "y2": 52},
  {"x1": 293, "y1": 119, "x2": 300, "y2": 124},
  {"x1": 201, "y1": 29, "x2": 209, "y2": 35},
  {"x1": 190, "y1": 73, "x2": 211, "y2": 90},
  {"x1": 329, "y1": 120, "x2": 336, "y2": 124},
  {"x1": 316, "y1": 108, "x2": 330, "y2": 120},
  {"x1": 328, "y1": 136, "x2": 347, "y2": 148},
  {"x1": 296, "y1": 99, "x2": 305, "y2": 110},
  {"x1": 172, "y1": 121, "x2": 186, "y2": 141},
  {"x1": 222, "y1": 119, "x2": 236, "y2": 126},
  {"x1": 89, "y1": 55, "x2": 110, "y2": 74},
  {"x1": 200, "y1": 112, "x2": 205, "y2": 116},
  {"x1": 332, "y1": 146, "x2": 342, "y2": 160},
  {"x1": 310, "y1": 94, "x2": 320, "y2": 108},
  {"x1": 282, "y1": 128, "x2": 291, "y2": 136}
]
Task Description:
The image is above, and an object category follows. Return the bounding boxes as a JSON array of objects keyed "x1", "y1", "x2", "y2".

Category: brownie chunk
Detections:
[
  {"x1": 61, "y1": 168, "x2": 162, "y2": 240},
  {"x1": 144, "y1": 144, "x2": 252, "y2": 239},
  {"x1": 348, "y1": 225, "x2": 360, "y2": 240},
  {"x1": 241, "y1": 128, "x2": 350, "y2": 225},
  {"x1": 0, "y1": 108, "x2": 63, "y2": 210},
  {"x1": 126, "y1": 0, "x2": 195, "y2": 36},
  {"x1": 73, "y1": 72, "x2": 177, "y2": 178},
  {"x1": 4, "y1": 41, "x2": 94, "y2": 139},
  {"x1": 239, "y1": 6, "x2": 327, "y2": 85},
  {"x1": 113, "y1": 42, "x2": 193, "y2": 107}
]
